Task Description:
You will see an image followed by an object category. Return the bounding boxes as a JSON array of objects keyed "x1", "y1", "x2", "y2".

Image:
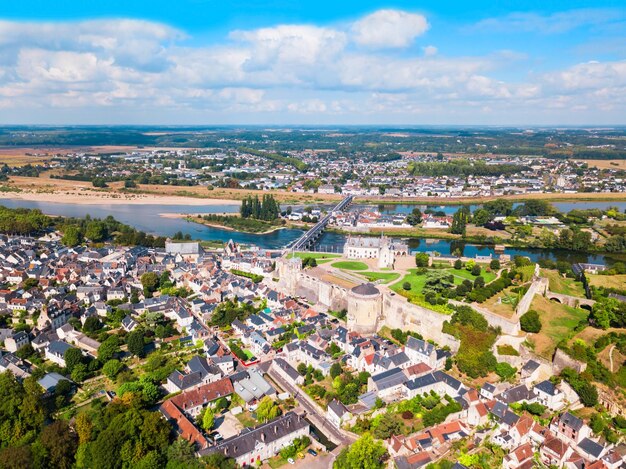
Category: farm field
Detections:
[{"x1": 588, "y1": 274, "x2": 626, "y2": 290}]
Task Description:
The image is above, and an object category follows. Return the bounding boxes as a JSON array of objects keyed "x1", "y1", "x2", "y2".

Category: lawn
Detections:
[
  {"x1": 588, "y1": 274, "x2": 626, "y2": 291},
  {"x1": 529, "y1": 295, "x2": 589, "y2": 358},
  {"x1": 331, "y1": 261, "x2": 369, "y2": 271},
  {"x1": 289, "y1": 252, "x2": 341, "y2": 264},
  {"x1": 391, "y1": 267, "x2": 497, "y2": 295},
  {"x1": 358, "y1": 271, "x2": 401, "y2": 284},
  {"x1": 541, "y1": 269, "x2": 586, "y2": 297},
  {"x1": 243, "y1": 349, "x2": 255, "y2": 360}
]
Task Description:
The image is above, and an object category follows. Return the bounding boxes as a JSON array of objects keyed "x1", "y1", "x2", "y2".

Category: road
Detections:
[{"x1": 266, "y1": 365, "x2": 356, "y2": 446}]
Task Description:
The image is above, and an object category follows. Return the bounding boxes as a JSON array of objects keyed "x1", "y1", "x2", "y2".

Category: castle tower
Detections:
[{"x1": 347, "y1": 283, "x2": 383, "y2": 335}]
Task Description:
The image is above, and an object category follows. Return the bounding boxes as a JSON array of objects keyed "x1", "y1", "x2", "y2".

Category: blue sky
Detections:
[{"x1": 0, "y1": 1, "x2": 624, "y2": 124}]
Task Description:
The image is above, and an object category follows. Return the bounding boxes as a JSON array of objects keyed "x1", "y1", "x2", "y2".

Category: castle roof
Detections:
[{"x1": 351, "y1": 283, "x2": 380, "y2": 296}]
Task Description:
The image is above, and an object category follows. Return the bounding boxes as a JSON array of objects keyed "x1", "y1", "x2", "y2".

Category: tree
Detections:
[
  {"x1": 0, "y1": 446, "x2": 33, "y2": 469},
  {"x1": 83, "y1": 316, "x2": 102, "y2": 333},
  {"x1": 520, "y1": 310, "x2": 542, "y2": 333},
  {"x1": 454, "y1": 259, "x2": 463, "y2": 270},
  {"x1": 256, "y1": 396, "x2": 282, "y2": 423},
  {"x1": 415, "y1": 252, "x2": 429, "y2": 267},
  {"x1": 372, "y1": 413, "x2": 403, "y2": 439},
  {"x1": 126, "y1": 330, "x2": 145, "y2": 357},
  {"x1": 202, "y1": 407, "x2": 215, "y2": 431},
  {"x1": 471, "y1": 264, "x2": 481, "y2": 276},
  {"x1": 64, "y1": 347, "x2": 83, "y2": 373},
  {"x1": 92, "y1": 177, "x2": 108, "y2": 188},
  {"x1": 330, "y1": 362, "x2": 343, "y2": 379},
  {"x1": 334, "y1": 433, "x2": 387, "y2": 469},
  {"x1": 74, "y1": 413, "x2": 93, "y2": 445},
  {"x1": 201, "y1": 452, "x2": 237, "y2": 469},
  {"x1": 98, "y1": 335, "x2": 121, "y2": 362},
  {"x1": 141, "y1": 272, "x2": 160, "y2": 298},
  {"x1": 450, "y1": 206, "x2": 470, "y2": 235},
  {"x1": 62, "y1": 225, "x2": 83, "y2": 247},
  {"x1": 103, "y1": 359, "x2": 123, "y2": 380},
  {"x1": 472, "y1": 208, "x2": 491, "y2": 226},
  {"x1": 406, "y1": 208, "x2": 422, "y2": 226},
  {"x1": 85, "y1": 221, "x2": 107, "y2": 242},
  {"x1": 39, "y1": 420, "x2": 78, "y2": 469},
  {"x1": 402, "y1": 281, "x2": 411, "y2": 291},
  {"x1": 490, "y1": 259, "x2": 501, "y2": 270}
]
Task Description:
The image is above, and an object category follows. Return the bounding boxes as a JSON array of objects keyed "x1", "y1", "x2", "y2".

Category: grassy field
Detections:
[
  {"x1": 391, "y1": 267, "x2": 497, "y2": 295},
  {"x1": 541, "y1": 269, "x2": 586, "y2": 297},
  {"x1": 481, "y1": 286, "x2": 520, "y2": 318},
  {"x1": 581, "y1": 159, "x2": 626, "y2": 170},
  {"x1": 529, "y1": 295, "x2": 589, "y2": 358},
  {"x1": 331, "y1": 261, "x2": 369, "y2": 271},
  {"x1": 357, "y1": 271, "x2": 401, "y2": 284},
  {"x1": 588, "y1": 274, "x2": 626, "y2": 290},
  {"x1": 289, "y1": 252, "x2": 341, "y2": 264}
]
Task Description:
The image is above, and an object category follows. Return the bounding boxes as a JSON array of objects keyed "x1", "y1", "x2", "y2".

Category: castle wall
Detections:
[{"x1": 382, "y1": 293, "x2": 460, "y2": 353}]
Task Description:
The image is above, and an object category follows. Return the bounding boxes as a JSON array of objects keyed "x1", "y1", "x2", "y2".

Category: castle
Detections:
[
  {"x1": 343, "y1": 235, "x2": 409, "y2": 269},
  {"x1": 275, "y1": 257, "x2": 460, "y2": 351}
]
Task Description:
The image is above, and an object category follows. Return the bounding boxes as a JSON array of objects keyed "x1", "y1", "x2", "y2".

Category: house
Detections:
[
  {"x1": 533, "y1": 380, "x2": 565, "y2": 410},
  {"x1": 168, "y1": 377, "x2": 234, "y2": 418},
  {"x1": 327, "y1": 399, "x2": 351, "y2": 428},
  {"x1": 160, "y1": 400, "x2": 208, "y2": 450},
  {"x1": 45, "y1": 341, "x2": 76, "y2": 367},
  {"x1": 550, "y1": 412, "x2": 591, "y2": 445},
  {"x1": 541, "y1": 435, "x2": 573, "y2": 467},
  {"x1": 4, "y1": 331, "x2": 30, "y2": 352},
  {"x1": 503, "y1": 443, "x2": 534, "y2": 469},
  {"x1": 272, "y1": 358, "x2": 304, "y2": 386},
  {"x1": 199, "y1": 412, "x2": 310, "y2": 467},
  {"x1": 121, "y1": 315, "x2": 138, "y2": 332},
  {"x1": 577, "y1": 437, "x2": 606, "y2": 462},
  {"x1": 480, "y1": 383, "x2": 496, "y2": 400},
  {"x1": 368, "y1": 367, "x2": 408, "y2": 400}
]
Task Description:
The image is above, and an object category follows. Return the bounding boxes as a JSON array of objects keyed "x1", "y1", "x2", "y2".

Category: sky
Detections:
[{"x1": 0, "y1": 0, "x2": 625, "y2": 125}]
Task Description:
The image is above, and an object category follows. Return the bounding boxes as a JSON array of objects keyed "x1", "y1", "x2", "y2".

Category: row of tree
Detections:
[{"x1": 239, "y1": 194, "x2": 280, "y2": 221}]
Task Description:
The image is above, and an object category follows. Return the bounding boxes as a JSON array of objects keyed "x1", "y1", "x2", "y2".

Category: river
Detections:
[{"x1": 0, "y1": 198, "x2": 621, "y2": 263}]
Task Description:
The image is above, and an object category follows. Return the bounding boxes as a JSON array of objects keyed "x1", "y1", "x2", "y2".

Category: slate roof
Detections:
[
  {"x1": 534, "y1": 380, "x2": 558, "y2": 396},
  {"x1": 578, "y1": 437, "x2": 605, "y2": 459},
  {"x1": 371, "y1": 367, "x2": 407, "y2": 391},
  {"x1": 200, "y1": 411, "x2": 309, "y2": 459}
]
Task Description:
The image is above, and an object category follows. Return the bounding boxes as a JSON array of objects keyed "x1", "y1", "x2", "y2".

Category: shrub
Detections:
[
  {"x1": 520, "y1": 310, "x2": 542, "y2": 333},
  {"x1": 490, "y1": 259, "x2": 501, "y2": 270},
  {"x1": 454, "y1": 259, "x2": 463, "y2": 270},
  {"x1": 402, "y1": 281, "x2": 411, "y2": 291},
  {"x1": 471, "y1": 265, "x2": 482, "y2": 276}
]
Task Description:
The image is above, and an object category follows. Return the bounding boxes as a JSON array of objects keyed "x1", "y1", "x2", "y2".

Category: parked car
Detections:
[
  {"x1": 287, "y1": 458, "x2": 295, "y2": 465},
  {"x1": 307, "y1": 449, "x2": 318, "y2": 457}
]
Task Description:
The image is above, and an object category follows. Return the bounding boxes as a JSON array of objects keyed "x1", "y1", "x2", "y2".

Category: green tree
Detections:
[
  {"x1": 415, "y1": 252, "x2": 429, "y2": 267},
  {"x1": 39, "y1": 420, "x2": 78, "y2": 469},
  {"x1": 83, "y1": 316, "x2": 102, "y2": 333},
  {"x1": 472, "y1": 208, "x2": 491, "y2": 226},
  {"x1": 141, "y1": 272, "x2": 160, "y2": 298},
  {"x1": 98, "y1": 335, "x2": 121, "y2": 362},
  {"x1": 402, "y1": 281, "x2": 411, "y2": 291},
  {"x1": 126, "y1": 330, "x2": 145, "y2": 357},
  {"x1": 102, "y1": 359, "x2": 123, "y2": 380},
  {"x1": 372, "y1": 413, "x2": 404, "y2": 439},
  {"x1": 334, "y1": 433, "x2": 387, "y2": 469},
  {"x1": 490, "y1": 259, "x2": 501, "y2": 270},
  {"x1": 202, "y1": 407, "x2": 215, "y2": 431},
  {"x1": 330, "y1": 362, "x2": 343, "y2": 379},
  {"x1": 454, "y1": 259, "x2": 463, "y2": 270},
  {"x1": 520, "y1": 310, "x2": 542, "y2": 333},
  {"x1": 256, "y1": 396, "x2": 282, "y2": 423},
  {"x1": 62, "y1": 225, "x2": 83, "y2": 247},
  {"x1": 450, "y1": 207, "x2": 470, "y2": 235},
  {"x1": 64, "y1": 347, "x2": 83, "y2": 373}
]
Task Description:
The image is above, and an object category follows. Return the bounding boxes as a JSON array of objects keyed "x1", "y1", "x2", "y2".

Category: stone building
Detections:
[
  {"x1": 346, "y1": 283, "x2": 383, "y2": 334},
  {"x1": 343, "y1": 235, "x2": 408, "y2": 268}
]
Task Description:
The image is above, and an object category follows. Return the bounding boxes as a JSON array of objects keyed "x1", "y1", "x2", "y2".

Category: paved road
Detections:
[{"x1": 267, "y1": 366, "x2": 355, "y2": 446}]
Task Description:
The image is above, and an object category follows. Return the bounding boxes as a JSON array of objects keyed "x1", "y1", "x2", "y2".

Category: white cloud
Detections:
[
  {"x1": 350, "y1": 10, "x2": 429, "y2": 49},
  {"x1": 423, "y1": 45, "x2": 438, "y2": 57},
  {"x1": 0, "y1": 12, "x2": 622, "y2": 124}
]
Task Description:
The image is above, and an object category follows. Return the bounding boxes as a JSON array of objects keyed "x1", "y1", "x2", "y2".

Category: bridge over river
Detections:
[{"x1": 285, "y1": 195, "x2": 353, "y2": 251}]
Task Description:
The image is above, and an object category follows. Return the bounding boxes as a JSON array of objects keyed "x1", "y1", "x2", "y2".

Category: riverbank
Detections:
[
  {"x1": 0, "y1": 187, "x2": 240, "y2": 206},
  {"x1": 9, "y1": 175, "x2": 626, "y2": 207}
]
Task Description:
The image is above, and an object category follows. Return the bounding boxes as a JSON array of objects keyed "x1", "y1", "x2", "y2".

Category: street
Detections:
[{"x1": 266, "y1": 365, "x2": 356, "y2": 446}]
